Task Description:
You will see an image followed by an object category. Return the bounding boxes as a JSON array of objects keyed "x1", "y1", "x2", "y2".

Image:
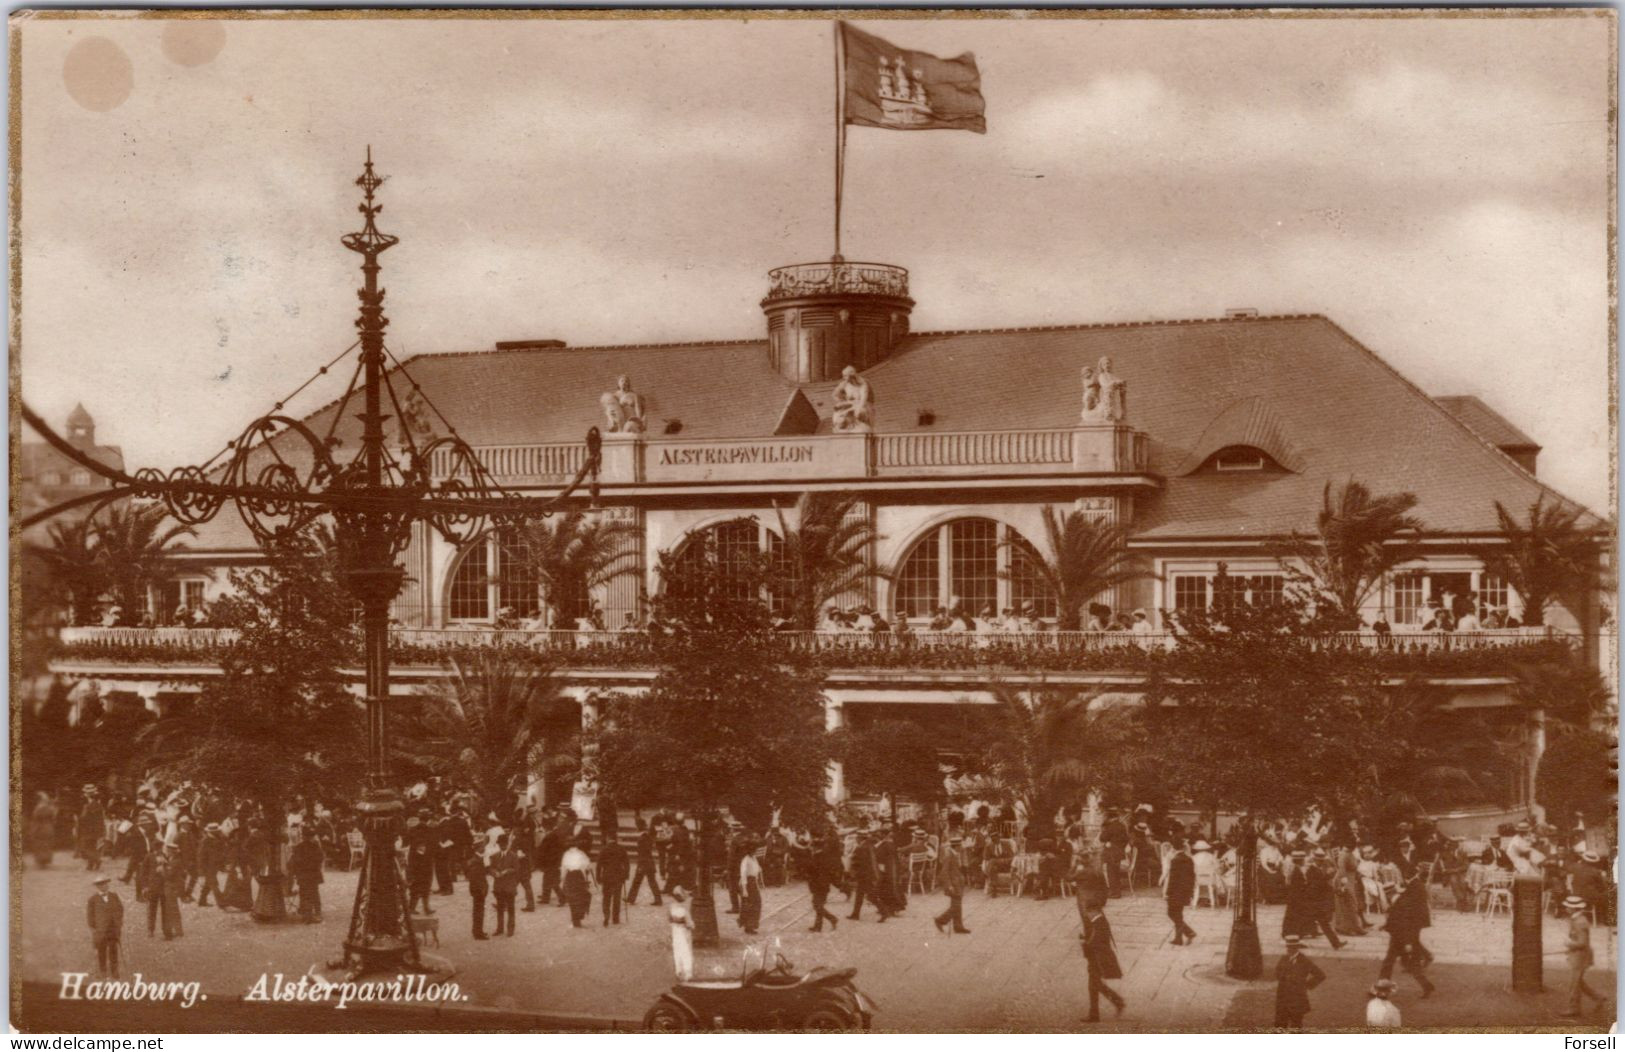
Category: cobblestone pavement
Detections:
[{"x1": 15, "y1": 861, "x2": 1616, "y2": 1032}]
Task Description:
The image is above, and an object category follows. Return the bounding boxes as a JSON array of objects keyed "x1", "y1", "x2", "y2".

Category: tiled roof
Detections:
[
  {"x1": 18, "y1": 441, "x2": 125, "y2": 480},
  {"x1": 177, "y1": 313, "x2": 1594, "y2": 550},
  {"x1": 1436, "y1": 395, "x2": 1541, "y2": 452}
]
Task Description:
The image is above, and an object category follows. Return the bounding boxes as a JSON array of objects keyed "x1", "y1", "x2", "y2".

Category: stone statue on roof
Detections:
[
  {"x1": 832, "y1": 366, "x2": 875, "y2": 433},
  {"x1": 601, "y1": 374, "x2": 646, "y2": 434},
  {"x1": 1095, "y1": 356, "x2": 1126, "y2": 423},
  {"x1": 1080, "y1": 365, "x2": 1103, "y2": 423},
  {"x1": 398, "y1": 387, "x2": 437, "y2": 444}
]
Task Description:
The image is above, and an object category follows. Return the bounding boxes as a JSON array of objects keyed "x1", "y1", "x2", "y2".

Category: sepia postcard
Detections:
[{"x1": 9, "y1": 7, "x2": 1619, "y2": 1036}]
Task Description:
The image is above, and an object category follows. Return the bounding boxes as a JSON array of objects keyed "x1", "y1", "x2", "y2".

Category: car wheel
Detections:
[
  {"x1": 801, "y1": 1005, "x2": 858, "y2": 1031},
  {"x1": 643, "y1": 1001, "x2": 692, "y2": 1032}
]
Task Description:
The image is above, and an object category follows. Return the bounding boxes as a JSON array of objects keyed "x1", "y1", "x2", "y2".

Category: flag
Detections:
[{"x1": 841, "y1": 22, "x2": 986, "y2": 134}]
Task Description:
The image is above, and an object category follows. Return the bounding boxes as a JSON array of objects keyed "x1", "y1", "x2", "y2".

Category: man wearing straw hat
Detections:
[
  {"x1": 86, "y1": 875, "x2": 123, "y2": 979},
  {"x1": 1274, "y1": 933, "x2": 1325, "y2": 1030},
  {"x1": 1560, "y1": 895, "x2": 1606, "y2": 1018},
  {"x1": 933, "y1": 834, "x2": 970, "y2": 935}
]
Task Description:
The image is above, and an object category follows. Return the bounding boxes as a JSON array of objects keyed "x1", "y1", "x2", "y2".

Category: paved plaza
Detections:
[{"x1": 15, "y1": 860, "x2": 1616, "y2": 1031}]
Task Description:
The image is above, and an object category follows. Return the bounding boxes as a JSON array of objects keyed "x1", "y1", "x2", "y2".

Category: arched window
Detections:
[
  {"x1": 668, "y1": 518, "x2": 789, "y2": 613},
  {"x1": 894, "y1": 518, "x2": 1057, "y2": 619},
  {"x1": 446, "y1": 529, "x2": 542, "y2": 623}
]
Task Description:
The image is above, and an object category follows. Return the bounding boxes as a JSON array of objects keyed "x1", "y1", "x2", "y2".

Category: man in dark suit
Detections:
[
  {"x1": 1305, "y1": 848, "x2": 1345, "y2": 949},
  {"x1": 627, "y1": 818, "x2": 662, "y2": 906},
  {"x1": 872, "y1": 828, "x2": 900, "y2": 922},
  {"x1": 431, "y1": 812, "x2": 456, "y2": 895},
  {"x1": 598, "y1": 835, "x2": 630, "y2": 926},
  {"x1": 174, "y1": 817, "x2": 199, "y2": 902},
  {"x1": 666, "y1": 818, "x2": 696, "y2": 893},
  {"x1": 537, "y1": 819, "x2": 567, "y2": 906},
  {"x1": 933, "y1": 836, "x2": 971, "y2": 935},
  {"x1": 491, "y1": 833, "x2": 521, "y2": 937},
  {"x1": 1100, "y1": 811, "x2": 1129, "y2": 899},
  {"x1": 1379, "y1": 875, "x2": 1436, "y2": 996},
  {"x1": 848, "y1": 830, "x2": 882, "y2": 921},
  {"x1": 1080, "y1": 903, "x2": 1125, "y2": 1022},
  {"x1": 807, "y1": 832, "x2": 842, "y2": 932},
  {"x1": 86, "y1": 876, "x2": 123, "y2": 978},
  {"x1": 466, "y1": 848, "x2": 490, "y2": 940},
  {"x1": 404, "y1": 815, "x2": 435, "y2": 915},
  {"x1": 194, "y1": 823, "x2": 225, "y2": 907},
  {"x1": 1274, "y1": 933, "x2": 1325, "y2": 1028},
  {"x1": 121, "y1": 817, "x2": 153, "y2": 890},
  {"x1": 288, "y1": 833, "x2": 324, "y2": 924},
  {"x1": 78, "y1": 788, "x2": 105, "y2": 871},
  {"x1": 143, "y1": 846, "x2": 183, "y2": 940},
  {"x1": 1165, "y1": 839, "x2": 1197, "y2": 945}
]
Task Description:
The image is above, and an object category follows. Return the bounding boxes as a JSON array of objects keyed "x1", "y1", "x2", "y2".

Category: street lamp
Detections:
[{"x1": 22, "y1": 150, "x2": 602, "y2": 979}]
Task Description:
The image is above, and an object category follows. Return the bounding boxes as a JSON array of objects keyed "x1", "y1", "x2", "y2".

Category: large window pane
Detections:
[
  {"x1": 1007, "y1": 538, "x2": 1057, "y2": 618},
  {"x1": 897, "y1": 535, "x2": 940, "y2": 617},
  {"x1": 495, "y1": 531, "x2": 541, "y2": 619},
  {"x1": 448, "y1": 541, "x2": 490, "y2": 621},
  {"x1": 949, "y1": 519, "x2": 998, "y2": 617}
]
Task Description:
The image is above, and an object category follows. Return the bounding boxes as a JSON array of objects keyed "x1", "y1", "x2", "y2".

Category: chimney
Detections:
[{"x1": 494, "y1": 339, "x2": 566, "y2": 351}]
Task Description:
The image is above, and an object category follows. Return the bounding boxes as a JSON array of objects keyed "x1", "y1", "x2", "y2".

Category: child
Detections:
[
  {"x1": 668, "y1": 887, "x2": 694, "y2": 981},
  {"x1": 1365, "y1": 979, "x2": 1401, "y2": 1028}
]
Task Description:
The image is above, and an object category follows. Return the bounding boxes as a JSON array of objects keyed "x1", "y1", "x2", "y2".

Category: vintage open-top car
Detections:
[{"x1": 642, "y1": 953, "x2": 877, "y2": 1031}]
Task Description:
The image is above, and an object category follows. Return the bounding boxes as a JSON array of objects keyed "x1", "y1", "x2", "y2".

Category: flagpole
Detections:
[{"x1": 833, "y1": 20, "x2": 846, "y2": 262}]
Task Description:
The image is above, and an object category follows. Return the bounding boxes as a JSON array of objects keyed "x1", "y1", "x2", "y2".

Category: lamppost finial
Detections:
[{"x1": 343, "y1": 147, "x2": 399, "y2": 259}]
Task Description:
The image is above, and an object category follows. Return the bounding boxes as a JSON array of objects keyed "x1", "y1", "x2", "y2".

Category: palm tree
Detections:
[
  {"x1": 772, "y1": 491, "x2": 887, "y2": 629},
  {"x1": 1286, "y1": 480, "x2": 1423, "y2": 628},
  {"x1": 26, "y1": 516, "x2": 109, "y2": 625},
  {"x1": 522, "y1": 511, "x2": 640, "y2": 627},
  {"x1": 1001, "y1": 506, "x2": 1152, "y2": 631},
  {"x1": 391, "y1": 652, "x2": 577, "y2": 817},
  {"x1": 91, "y1": 503, "x2": 195, "y2": 619},
  {"x1": 968, "y1": 682, "x2": 1150, "y2": 830},
  {"x1": 1482, "y1": 495, "x2": 1598, "y2": 628}
]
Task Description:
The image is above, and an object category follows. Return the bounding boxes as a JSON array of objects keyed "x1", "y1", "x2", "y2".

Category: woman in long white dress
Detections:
[{"x1": 668, "y1": 888, "x2": 694, "y2": 981}]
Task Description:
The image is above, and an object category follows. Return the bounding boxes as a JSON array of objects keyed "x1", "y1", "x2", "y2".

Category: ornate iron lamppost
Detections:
[{"x1": 22, "y1": 150, "x2": 601, "y2": 978}]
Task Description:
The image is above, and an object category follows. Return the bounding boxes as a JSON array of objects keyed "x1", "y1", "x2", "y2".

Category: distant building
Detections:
[{"x1": 17, "y1": 403, "x2": 123, "y2": 546}]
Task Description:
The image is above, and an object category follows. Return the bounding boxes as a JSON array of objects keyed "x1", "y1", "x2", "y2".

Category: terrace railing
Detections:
[
  {"x1": 763, "y1": 261, "x2": 910, "y2": 303},
  {"x1": 52, "y1": 624, "x2": 1584, "y2": 673}
]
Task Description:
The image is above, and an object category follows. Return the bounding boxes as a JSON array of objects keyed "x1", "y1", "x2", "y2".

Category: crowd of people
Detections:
[{"x1": 26, "y1": 779, "x2": 1615, "y2": 1028}]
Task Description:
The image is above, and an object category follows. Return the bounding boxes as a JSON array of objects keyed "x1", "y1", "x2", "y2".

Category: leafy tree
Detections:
[
  {"x1": 144, "y1": 530, "x2": 365, "y2": 921},
  {"x1": 1000, "y1": 506, "x2": 1152, "y2": 631},
  {"x1": 521, "y1": 511, "x2": 639, "y2": 626},
  {"x1": 19, "y1": 677, "x2": 81, "y2": 797},
  {"x1": 1511, "y1": 659, "x2": 1613, "y2": 731},
  {"x1": 832, "y1": 718, "x2": 947, "y2": 815},
  {"x1": 1282, "y1": 480, "x2": 1423, "y2": 629},
  {"x1": 74, "y1": 689, "x2": 157, "y2": 793},
  {"x1": 1483, "y1": 495, "x2": 1599, "y2": 628},
  {"x1": 25, "y1": 516, "x2": 110, "y2": 626},
  {"x1": 1150, "y1": 567, "x2": 1421, "y2": 825},
  {"x1": 1536, "y1": 727, "x2": 1616, "y2": 834},
  {"x1": 1148, "y1": 566, "x2": 1433, "y2": 977},
  {"x1": 962, "y1": 681, "x2": 1150, "y2": 829},
  {"x1": 591, "y1": 534, "x2": 833, "y2": 945},
  {"x1": 392, "y1": 652, "x2": 575, "y2": 819},
  {"x1": 771, "y1": 491, "x2": 886, "y2": 628},
  {"x1": 93, "y1": 503, "x2": 195, "y2": 619}
]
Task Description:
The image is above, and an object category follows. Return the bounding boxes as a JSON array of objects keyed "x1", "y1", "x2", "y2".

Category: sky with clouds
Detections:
[{"x1": 17, "y1": 12, "x2": 1615, "y2": 512}]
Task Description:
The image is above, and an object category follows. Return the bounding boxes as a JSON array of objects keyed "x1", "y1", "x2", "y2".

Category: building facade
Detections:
[{"x1": 46, "y1": 260, "x2": 1611, "y2": 827}]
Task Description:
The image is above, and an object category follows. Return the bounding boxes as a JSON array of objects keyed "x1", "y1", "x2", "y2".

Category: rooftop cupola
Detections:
[{"x1": 760, "y1": 258, "x2": 914, "y2": 383}]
